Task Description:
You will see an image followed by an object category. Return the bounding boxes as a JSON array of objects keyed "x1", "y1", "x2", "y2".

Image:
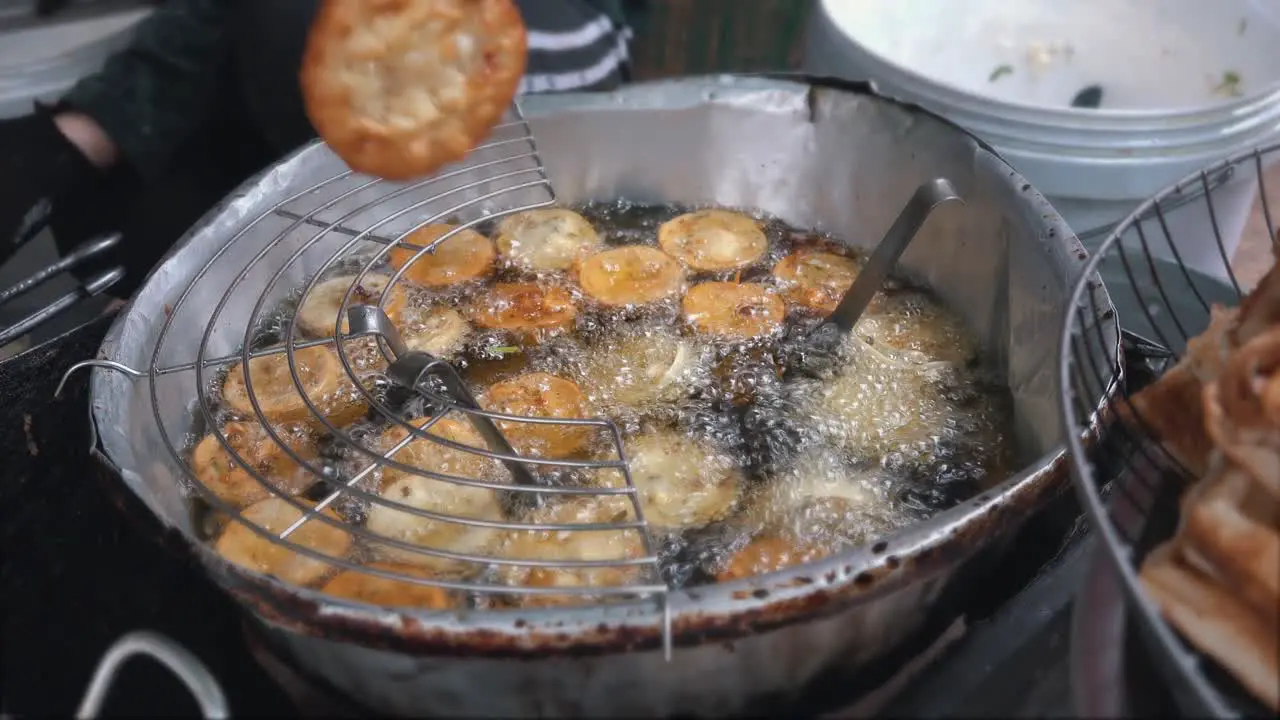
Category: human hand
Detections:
[{"x1": 0, "y1": 108, "x2": 110, "y2": 266}]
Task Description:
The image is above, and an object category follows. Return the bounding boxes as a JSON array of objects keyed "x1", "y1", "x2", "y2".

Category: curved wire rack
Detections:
[
  {"x1": 86, "y1": 104, "x2": 672, "y2": 643},
  {"x1": 1060, "y1": 141, "x2": 1278, "y2": 717}
]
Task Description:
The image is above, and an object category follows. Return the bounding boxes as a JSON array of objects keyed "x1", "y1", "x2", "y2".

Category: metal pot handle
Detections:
[{"x1": 76, "y1": 631, "x2": 229, "y2": 719}]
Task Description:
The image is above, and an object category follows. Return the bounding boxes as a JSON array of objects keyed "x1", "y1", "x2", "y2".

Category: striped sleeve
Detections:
[{"x1": 516, "y1": 1, "x2": 634, "y2": 94}]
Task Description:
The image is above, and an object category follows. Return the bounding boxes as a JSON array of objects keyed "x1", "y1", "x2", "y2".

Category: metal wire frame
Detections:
[
  {"x1": 1060, "y1": 142, "x2": 1278, "y2": 718},
  {"x1": 140, "y1": 107, "x2": 672, "y2": 607}
]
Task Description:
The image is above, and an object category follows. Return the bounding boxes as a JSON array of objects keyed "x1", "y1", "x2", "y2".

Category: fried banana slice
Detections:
[
  {"x1": 578, "y1": 330, "x2": 705, "y2": 410},
  {"x1": 365, "y1": 417, "x2": 505, "y2": 573},
  {"x1": 402, "y1": 305, "x2": 471, "y2": 357},
  {"x1": 578, "y1": 246, "x2": 684, "y2": 306},
  {"x1": 494, "y1": 208, "x2": 603, "y2": 273},
  {"x1": 1203, "y1": 327, "x2": 1280, "y2": 498},
  {"x1": 716, "y1": 535, "x2": 827, "y2": 582},
  {"x1": 683, "y1": 282, "x2": 785, "y2": 339},
  {"x1": 773, "y1": 250, "x2": 860, "y2": 314},
  {"x1": 1178, "y1": 464, "x2": 1280, "y2": 621},
  {"x1": 222, "y1": 345, "x2": 366, "y2": 427},
  {"x1": 468, "y1": 282, "x2": 577, "y2": 340},
  {"x1": 658, "y1": 209, "x2": 767, "y2": 272},
  {"x1": 1116, "y1": 298, "x2": 1243, "y2": 477},
  {"x1": 190, "y1": 421, "x2": 318, "y2": 509},
  {"x1": 215, "y1": 497, "x2": 352, "y2": 586},
  {"x1": 390, "y1": 224, "x2": 496, "y2": 288},
  {"x1": 322, "y1": 561, "x2": 460, "y2": 609},
  {"x1": 1140, "y1": 544, "x2": 1279, "y2": 712},
  {"x1": 301, "y1": 0, "x2": 527, "y2": 180},
  {"x1": 480, "y1": 372, "x2": 594, "y2": 458},
  {"x1": 593, "y1": 429, "x2": 742, "y2": 531},
  {"x1": 296, "y1": 274, "x2": 408, "y2": 338},
  {"x1": 496, "y1": 495, "x2": 647, "y2": 608},
  {"x1": 1231, "y1": 243, "x2": 1280, "y2": 347}
]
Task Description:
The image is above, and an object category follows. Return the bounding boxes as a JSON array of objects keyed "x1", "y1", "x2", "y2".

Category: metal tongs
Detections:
[
  {"x1": 0, "y1": 231, "x2": 124, "y2": 347},
  {"x1": 799, "y1": 178, "x2": 963, "y2": 371}
]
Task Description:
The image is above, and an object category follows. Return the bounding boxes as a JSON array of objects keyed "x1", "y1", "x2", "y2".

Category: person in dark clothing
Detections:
[{"x1": 0, "y1": 0, "x2": 641, "y2": 299}]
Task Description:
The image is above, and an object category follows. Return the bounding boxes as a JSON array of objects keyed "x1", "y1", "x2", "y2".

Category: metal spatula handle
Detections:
[{"x1": 827, "y1": 178, "x2": 963, "y2": 333}]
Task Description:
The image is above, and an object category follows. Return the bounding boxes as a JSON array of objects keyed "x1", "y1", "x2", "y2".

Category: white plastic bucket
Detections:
[
  {"x1": 0, "y1": 7, "x2": 151, "y2": 119},
  {"x1": 804, "y1": 0, "x2": 1280, "y2": 280}
]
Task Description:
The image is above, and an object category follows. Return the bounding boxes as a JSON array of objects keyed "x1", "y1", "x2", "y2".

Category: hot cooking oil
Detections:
[{"x1": 186, "y1": 200, "x2": 1017, "y2": 596}]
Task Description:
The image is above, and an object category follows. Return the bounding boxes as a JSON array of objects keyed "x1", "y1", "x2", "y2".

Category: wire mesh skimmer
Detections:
[
  {"x1": 1060, "y1": 141, "x2": 1278, "y2": 718},
  {"x1": 60, "y1": 104, "x2": 675, "y2": 658}
]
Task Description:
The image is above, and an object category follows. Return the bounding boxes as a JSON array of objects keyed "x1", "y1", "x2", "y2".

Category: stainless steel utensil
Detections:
[{"x1": 0, "y1": 232, "x2": 123, "y2": 347}]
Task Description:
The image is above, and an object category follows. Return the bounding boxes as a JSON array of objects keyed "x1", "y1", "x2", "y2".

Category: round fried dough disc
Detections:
[
  {"x1": 494, "y1": 208, "x2": 603, "y2": 272},
  {"x1": 658, "y1": 209, "x2": 768, "y2": 272},
  {"x1": 682, "y1": 282, "x2": 785, "y2": 339},
  {"x1": 390, "y1": 224, "x2": 495, "y2": 287},
  {"x1": 297, "y1": 274, "x2": 408, "y2": 337},
  {"x1": 480, "y1": 372, "x2": 593, "y2": 458},
  {"x1": 300, "y1": 0, "x2": 527, "y2": 180},
  {"x1": 322, "y1": 562, "x2": 458, "y2": 609},
  {"x1": 773, "y1": 251, "x2": 860, "y2": 314},
  {"x1": 215, "y1": 497, "x2": 352, "y2": 586},
  {"x1": 468, "y1": 282, "x2": 577, "y2": 338},
  {"x1": 578, "y1": 246, "x2": 684, "y2": 306}
]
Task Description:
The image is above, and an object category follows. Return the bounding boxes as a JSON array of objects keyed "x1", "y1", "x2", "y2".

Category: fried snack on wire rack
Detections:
[
  {"x1": 300, "y1": 0, "x2": 527, "y2": 180},
  {"x1": 1125, "y1": 248, "x2": 1280, "y2": 711}
]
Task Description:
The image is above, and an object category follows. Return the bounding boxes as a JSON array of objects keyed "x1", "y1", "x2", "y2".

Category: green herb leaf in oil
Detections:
[{"x1": 989, "y1": 64, "x2": 1014, "y2": 82}]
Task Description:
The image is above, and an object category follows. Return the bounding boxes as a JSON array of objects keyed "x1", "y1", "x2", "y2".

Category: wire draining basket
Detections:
[
  {"x1": 1060, "y1": 141, "x2": 1278, "y2": 718},
  {"x1": 61, "y1": 102, "x2": 675, "y2": 659}
]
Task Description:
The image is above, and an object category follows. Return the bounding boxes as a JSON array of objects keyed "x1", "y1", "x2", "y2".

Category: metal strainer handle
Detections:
[
  {"x1": 827, "y1": 177, "x2": 963, "y2": 333},
  {"x1": 76, "y1": 631, "x2": 228, "y2": 720},
  {"x1": 345, "y1": 303, "x2": 538, "y2": 487}
]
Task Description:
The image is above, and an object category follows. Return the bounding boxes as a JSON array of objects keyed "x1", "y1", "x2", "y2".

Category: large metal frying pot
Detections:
[{"x1": 82, "y1": 75, "x2": 1118, "y2": 717}]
